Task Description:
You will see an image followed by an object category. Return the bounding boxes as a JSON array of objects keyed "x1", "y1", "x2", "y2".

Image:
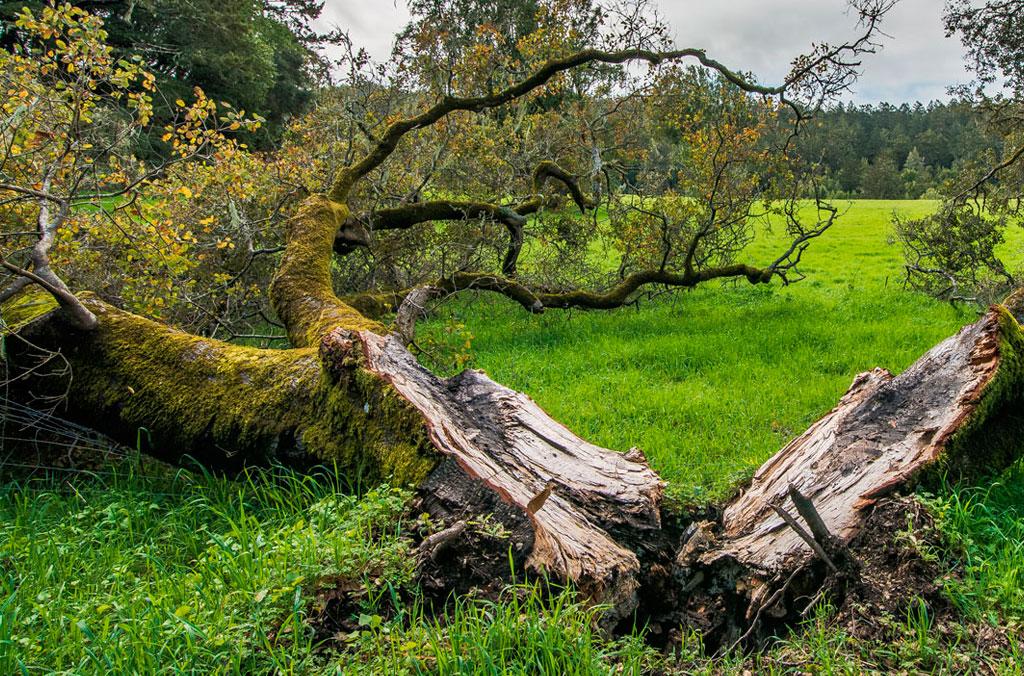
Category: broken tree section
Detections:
[
  {"x1": 337, "y1": 291, "x2": 1024, "y2": 647},
  {"x1": 1, "y1": 284, "x2": 664, "y2": 628},
  {"x1": 356, "y1": 329, "x2": 664, "y2": 621},
  {"x1": 667, "y1": 297, "x2": 1024, "y2": 647}
]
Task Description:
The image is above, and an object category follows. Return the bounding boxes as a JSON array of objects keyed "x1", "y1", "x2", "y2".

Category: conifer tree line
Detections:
[{"x1": 802, "y1": 101, "x2": 1001, "y2": 199}]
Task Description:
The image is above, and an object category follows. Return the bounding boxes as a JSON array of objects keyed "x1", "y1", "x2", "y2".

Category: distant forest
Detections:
[{"x1": 805, "y1": 101, "x2": 997, "y2": 199}]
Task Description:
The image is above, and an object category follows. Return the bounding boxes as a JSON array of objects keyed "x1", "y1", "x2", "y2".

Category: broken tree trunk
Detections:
[
  {"x1": 719, "y1": 306, "x2": 1017, "y2": 569},
  {"x1": 4, "y1": 190, "x2": 1024, "y2": 647},
  {"x1": 664, "y1": 296, "x2": 1024, "y2": 646},
  {"x1": 1, "y1": 285, "x2": 664, "y2": 624}
]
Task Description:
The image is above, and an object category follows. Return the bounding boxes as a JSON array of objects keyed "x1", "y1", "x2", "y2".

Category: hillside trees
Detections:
[{"x1": 10, "y1": 0, "x2": 1022, "y2": 648}]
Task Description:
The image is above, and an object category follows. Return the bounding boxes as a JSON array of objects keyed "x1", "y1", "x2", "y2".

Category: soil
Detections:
[{"x1": 304, "y1": 493, "x2": 1013, "y2": 660}]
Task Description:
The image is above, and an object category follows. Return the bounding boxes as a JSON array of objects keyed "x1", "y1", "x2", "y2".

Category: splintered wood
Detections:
[
  {"x1": 359, "y1": 331, "x2": 664, "y2": 620},
  {"x1": 714, "y1": 309, "x2": 1004, "y2": 572},
  {"x1": 338, "y1": 304, "x2": 1020, "y2": 638}
]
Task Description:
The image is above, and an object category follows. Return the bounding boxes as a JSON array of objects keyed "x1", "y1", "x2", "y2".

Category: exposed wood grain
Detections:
[
  {"x1": 710, "y1": 307, "x2": 1005, "y2": 572},
  {"x1": 349, "y1": 304, "x2": 1022, "y2": 637},
  {"x1": 356, "y1": 330, "x2": 664, "y2": 620}
]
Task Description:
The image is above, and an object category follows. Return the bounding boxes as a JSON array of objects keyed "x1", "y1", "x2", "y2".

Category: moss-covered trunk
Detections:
[
  {"x1": 1, "y1": 280, "x2": 667, "y2": 626},
  {"x1": 4, "y1": 290, "x2": 438, "y2": 484}
]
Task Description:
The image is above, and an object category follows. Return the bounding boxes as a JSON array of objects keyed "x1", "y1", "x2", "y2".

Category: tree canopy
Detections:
[{"x1": 0, "y1": 0, "x2": 331, "y2": 146}]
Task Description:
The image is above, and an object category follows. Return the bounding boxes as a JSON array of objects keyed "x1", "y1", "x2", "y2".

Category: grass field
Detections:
[
  {"x1": 422, "y1": 200, "x2": 978, "y2": 498},
  {"x1": 3, "y1": 200, "x2": 1024, "y2": 673}
]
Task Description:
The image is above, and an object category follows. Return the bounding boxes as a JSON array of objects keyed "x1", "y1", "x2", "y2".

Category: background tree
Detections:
[
  {"x1": 901, "y1": 146, "x2": 931, "y2": 197},
  {"x1": 894, "y1": 0, "x2": 1024, "y2": 302},
  {"x1": 0, "y1": 4, "x2": 264, "y2": 340},
  {"x1": 861, "y1": 149, "x2": 903, "y2": 198},
  {"x1": 0, "y1": 0, "x2": 332, "y2": 147}
]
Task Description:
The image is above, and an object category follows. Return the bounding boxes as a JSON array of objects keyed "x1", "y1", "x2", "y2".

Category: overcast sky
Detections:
[{"x1": 317, "y1": 0, "x2": 971, "y2": 104}]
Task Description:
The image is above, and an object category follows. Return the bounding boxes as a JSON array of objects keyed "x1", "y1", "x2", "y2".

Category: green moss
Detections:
[
  {"x1": 0, "y1": 285, "x2": 58, "y2": 335},
  {"x1": 270, "y1": 196, "x2": 385, "y2": 347},
  {"x1": 6, "y1": 293, "x2": 437, "y2": 485},
  {"x1": 341, "y1": 291, "x2": 403, "y2": 320},
  {"x1": 302, "y1": 346, "x2": 437, "y2": 486},
  {"x1": 64, "y1": 298, "x2": 322, "y2": 460},
  {"x1": 931, "y1": 305, "x2": 1024, "y2": 480}
]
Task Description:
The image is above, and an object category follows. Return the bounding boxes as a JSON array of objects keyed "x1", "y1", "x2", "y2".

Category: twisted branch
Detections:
[{"x1": 341, "y1": 161, "x2": 596, "y2": 276}]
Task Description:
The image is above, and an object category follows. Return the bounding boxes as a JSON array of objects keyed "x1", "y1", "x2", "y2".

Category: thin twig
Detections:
[{"x1": 416, "y1": 520, "x2": 467, "y2": 563}]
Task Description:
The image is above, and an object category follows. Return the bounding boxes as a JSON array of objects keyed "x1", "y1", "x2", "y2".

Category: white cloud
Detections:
[
  {"x1": 316, "y1": 0, "x2": 411, "y2": 62},
  {"x1": 320, "y1": 0, "x2": 971, "y2": 103}
]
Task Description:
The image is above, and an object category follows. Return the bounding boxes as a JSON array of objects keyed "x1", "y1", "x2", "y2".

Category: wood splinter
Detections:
[
  {"x1": 769, "y1": 493, "x2": 840, "y2": 573},
  {"x1": 526, "y1": 480, "x2": 556, "y2": 516},
  {"x1": 787, "y1": 484, "x2": 842, "y2": 557}
]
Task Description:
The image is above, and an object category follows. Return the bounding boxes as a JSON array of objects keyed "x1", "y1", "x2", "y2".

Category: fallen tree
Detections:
[
  {"x1": 7, "y1": 247, "x2": 1024, "y2": 648},
  {"x1": 9, "y1": 0, "x2": 1018, "y2": 652}
]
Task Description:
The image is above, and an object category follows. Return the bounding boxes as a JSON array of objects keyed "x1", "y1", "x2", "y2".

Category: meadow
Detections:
[
  {"x1": 3, "y1": 200, "x2": 1024, "y2": 673},
  {"x1": 423, "y1": 200, "x2": 979, "y2": 498}
]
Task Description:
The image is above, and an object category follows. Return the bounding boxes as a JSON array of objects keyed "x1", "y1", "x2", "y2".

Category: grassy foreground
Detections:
[{"x1": 3, "y1": 200, "x2": 1024, "y2": 672}]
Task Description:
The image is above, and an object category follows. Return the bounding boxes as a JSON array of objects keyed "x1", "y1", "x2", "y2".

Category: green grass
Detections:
[
  {"x1": 923, "y1": 465, "x2": 1024, "y2": 624},
  {"x1": 422, "y1": 200, "x2": 976, "y2": 499},
  {"x1": 0, "y1": 463, "x2": 666, "y2": 674},
  {"x1": 0, "y1": 463, "x2": 416, "y2": 673},
  {"x1": 4, "y1": 200, "x2": 1024, "y2": 673}
]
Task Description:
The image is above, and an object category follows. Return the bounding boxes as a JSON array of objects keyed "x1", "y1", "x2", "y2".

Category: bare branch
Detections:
[
  {"x1": 2, "y1": 170, "x2": 97, "y2": 330},
  {"x1": 393, "y1": 285, "x2": 442, "y2": 344},
  {"x1": 330, "y1": 5, "x2": 894, "y2": 202}
]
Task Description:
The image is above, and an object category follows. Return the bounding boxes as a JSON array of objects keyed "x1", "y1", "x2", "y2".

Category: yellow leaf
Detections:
[
  {"x1": 176, "y1": 186, "x2": 192, "y2": 199},
  {"x1": 175, "y1": 99, "x2": 186, "y2": 108}
]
